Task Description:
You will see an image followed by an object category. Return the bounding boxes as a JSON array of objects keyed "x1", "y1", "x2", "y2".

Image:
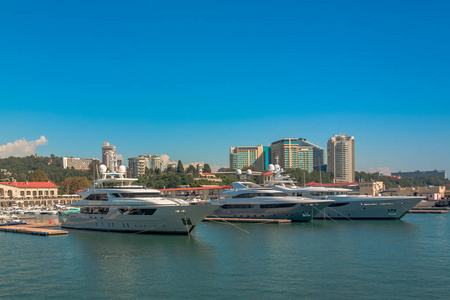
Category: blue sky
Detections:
[{"x1": 1, "y1": 0, "x2": 449, "y2": 175}]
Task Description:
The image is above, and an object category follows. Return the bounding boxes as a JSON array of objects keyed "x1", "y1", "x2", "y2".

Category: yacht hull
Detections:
[
  {"x1": 313, "y1": 197, "x2": 423, "y2": 220},
  {"x1": 61, "y1": 204, "x2": 218, "y2": 234},
  {"x1": 211, "y1": 201, "x2": 332, "y2": 222}
]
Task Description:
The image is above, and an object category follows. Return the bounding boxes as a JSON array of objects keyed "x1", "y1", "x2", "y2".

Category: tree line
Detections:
[{"x1": 1, "y1": 156, "x2": 447, "y2": 194}]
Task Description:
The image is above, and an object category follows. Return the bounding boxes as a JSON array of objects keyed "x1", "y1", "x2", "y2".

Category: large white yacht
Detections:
[
  {"x1": 267, "y1": 168, "x2": 423, "y2": 220},
  {"x1": 61, "y1": 165, "x2": 219, "y2": 234},
  {"x1": 210, "y1": 182, "x2": 334, "y2": 222}
]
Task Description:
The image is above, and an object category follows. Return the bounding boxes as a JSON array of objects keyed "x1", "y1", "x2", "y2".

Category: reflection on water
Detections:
[{"x1": 1, "y1": 214, "x2": 449, "y2": 299}]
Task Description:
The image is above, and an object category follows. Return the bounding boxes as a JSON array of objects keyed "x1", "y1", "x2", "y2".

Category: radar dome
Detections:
[
  {"x1": 246, "y1": 169, "x2": 252, "y2": 175},
  {"x1": 99, "y1": 164, "x2": 107, "y2": 173},
  {"x1": 236, "y1": 169, "x2": 242, "y2": 175},
  {"x1": 268, "y1": 164, "x2": 275, "y2": 172},
  {"x1": 118, "y1": 165, "x2": 126, "y2": 173}
]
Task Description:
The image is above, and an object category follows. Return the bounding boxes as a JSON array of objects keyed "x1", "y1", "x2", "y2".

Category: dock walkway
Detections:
[{"x1": 0, "y1": 225, "x2": 68, "y2": 236}]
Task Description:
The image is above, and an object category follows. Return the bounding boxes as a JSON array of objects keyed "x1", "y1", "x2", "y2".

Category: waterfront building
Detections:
[
  {"x1": 390, "y1": 186, "x2": 445, "y2": 199},
  {"x1": 298, "y1": 138, "x2": 325, "y2": 167},
  {"x1": 327, "y1": 134, "x2": 355, "y2": 183},
  {"x1": 102, "y1": 142, "x2": 117, "y2": 172},
  {"x1": 270, "y1": 138, "x2": 313, "y2": 172},
  {"x1": 391, "y1": 170, "x2": 447, "y2": 179},
  {"x1": 229, "y1": 145, "x2": 267, "y2": 171},
  {"x1": 0, "y1": 181, "x2": 73, "y2": 207},
  {"x1": 128, "y1": 157, "x2": 147, "y2": 178},
  {"x1": 63, "y1": 157, "x2": 99, "y2": 171},
  {"x1": 359, "y1": 181, "x2": 385, "y2": 196},
  {"x1": 0, "y1": 181, "x2": 59, "y2": 199}
]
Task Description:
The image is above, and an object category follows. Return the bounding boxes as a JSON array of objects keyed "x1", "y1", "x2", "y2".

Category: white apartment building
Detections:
[{"x1": 327, "y1": 134, "x2": 355, "y2": 183}]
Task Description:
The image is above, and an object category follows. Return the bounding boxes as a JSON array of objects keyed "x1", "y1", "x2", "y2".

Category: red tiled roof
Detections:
[
  {"x1": 159, "y1": 186, "x2": 232, "y2": 191},
  {"x1": 0, "y1": 182, "x2": 59, "y2": 188},
  {"x1": 201, "y1": 172, "x2": 215, "y2": 176},
  {"x1": 262, "y1": 172, "x2": 274, "y2": 175}
]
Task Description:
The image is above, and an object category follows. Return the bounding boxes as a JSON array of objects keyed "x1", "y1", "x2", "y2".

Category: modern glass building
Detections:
[
  {"x1": 229, "y1": 145, "x2": 267, "y2": 171},
  {"x1": 270, "y1": 138, "x2": 313, "y2": 172},
  {"x1": 298, "y1": 138, "x2": 325, "y2": 167}
]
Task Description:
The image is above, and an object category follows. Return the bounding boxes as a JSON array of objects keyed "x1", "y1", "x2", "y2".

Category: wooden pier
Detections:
[
  {"x1": 204, "y1": 217, "x2": 292, "y2": 223},
  {"x1": 0, "y1": 225, "x2": 68, "y2": 236}
]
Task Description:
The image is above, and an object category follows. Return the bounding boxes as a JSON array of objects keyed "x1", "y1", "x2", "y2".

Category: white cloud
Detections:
[
  {"x1": 369, "y1": 167, "x2": 391, "y2": 175},
  {"x1": 0, "y1": 136, "x2": 48, "y2": 158}
]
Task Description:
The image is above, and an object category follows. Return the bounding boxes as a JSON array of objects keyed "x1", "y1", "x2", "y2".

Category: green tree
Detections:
[
  {"x1": 186, "y1": 165, "x2": 196, "y2": 174},
  {"x1": 177, "y1": 160, "x2": 184, "y2": 174},
  {"x1": 203, "y1": 163, "x2": 212, "y2": 173},
  {"x1": 60, "y1": 176, "x2": 92, "y2": 194},
  {"x1": 29, "y1": 170, "x2": 49, "y2": 182}
]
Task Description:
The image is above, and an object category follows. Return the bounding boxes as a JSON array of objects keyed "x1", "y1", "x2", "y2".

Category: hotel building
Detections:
[
  {"x1": 298, "y1": 138, "x2": 325, "y2": 168},
  {"x1": 229, "y1": 145, "x2": 267, "y2": 171},
  {"x1": 270, "y1": 138, "x2": 313, "y2": 172},
  {"x1": 327, "y1": 134, "x2": 355, "y2": 183}
]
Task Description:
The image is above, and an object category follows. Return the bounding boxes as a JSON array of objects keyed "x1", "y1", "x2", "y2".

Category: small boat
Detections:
[
  {"x1": 1, "y1": 215, "x2": 27, "y2": 226},
  {"x1": 60, "y1": 207, "x2": 81, "y2": 215}
]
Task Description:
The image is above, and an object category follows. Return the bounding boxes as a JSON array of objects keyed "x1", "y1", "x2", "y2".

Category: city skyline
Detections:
[{"x1": 1, "y1": 1, "x2": 449, "y2": 177}]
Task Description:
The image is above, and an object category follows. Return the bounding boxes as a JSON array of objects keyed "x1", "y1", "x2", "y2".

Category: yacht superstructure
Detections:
[
  {"x1": 210, "y1": 182, "x2": 333, "y2": 221},
  {"x1": 268, "y1": 170, "x2": 423, "y2": 220},
  {"x1": 61, "y1": 165, "x2": 218, "y2": 234}
]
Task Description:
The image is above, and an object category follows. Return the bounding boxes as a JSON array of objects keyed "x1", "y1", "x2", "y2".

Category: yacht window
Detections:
[
  {"x1": 221, "y1": 204, "x2": 254, "y2": 209},
  {"x1": 329, "y1": 202, "x2": 349, "y2": 207},
  {"x1": 80, "y1": 207, "x2": 110, "y2": 214},
  {"x1": 260, "y1": 203, "x2": 296, "y2": 208},
  {"x1": 113, "y1": 193, "x2": 160, "y2": 198},
  {"x1": 85, "y1": 194, "x2": 109, "y2": 201},
  {"x1": 232, "y1": 192, "x2": 287, "y2": 198},
  {"x1": 118, "y1": 208, "x2": 157, "y2": 215}
]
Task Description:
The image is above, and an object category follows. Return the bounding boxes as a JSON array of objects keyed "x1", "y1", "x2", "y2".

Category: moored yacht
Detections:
[
  {"x1": 210, "y1": 182, "x2": 333, "y2": 222},
  {"x1": 61, "y1": 165, "x2": 219, "y2": 234},
  {"x1": 268, "y1": 170, "x2": 423, "y2": 220}
]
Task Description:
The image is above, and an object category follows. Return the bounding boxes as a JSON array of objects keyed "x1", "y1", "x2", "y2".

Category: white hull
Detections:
[
  {"x1": 313, "y1": 196, "x2": 423, "y2": 220},
  {"x1": 212, "y1": 201, "x2": 332, "y2": 222},
  {"x1": 62, "y1": 204, "x2": 218, "y2": 234}
]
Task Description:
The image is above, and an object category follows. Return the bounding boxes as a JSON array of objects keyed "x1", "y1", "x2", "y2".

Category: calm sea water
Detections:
[{"x1": 1, "y1": 213, "x2": 449, "y2": 299}]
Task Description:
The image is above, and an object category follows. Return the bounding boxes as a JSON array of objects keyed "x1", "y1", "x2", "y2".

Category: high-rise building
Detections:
[
  {"x1": 128, "y1": 156, "x2": 147, "y2": 178},
  {"x1": 298, "y1": 138, "x2": 325, "y2": 167},
  {"x1": 151, "y1": 155, "x2": 162, "y2": 171},
  {"x1": 229, "y1": 145, "x2": 267, "y2": 171},
  {"x1": 270, "y1": 138, "x2": 313, "y2": 172},
  {"x1": 327, "y1": 134, "x2": 355, "y2": 183},
  {"x1": 102, "y1": 142, "x2": 117, "y2": 172}
]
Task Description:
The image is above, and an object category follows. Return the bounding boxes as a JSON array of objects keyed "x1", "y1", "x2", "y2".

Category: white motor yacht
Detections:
[
  {"x1": 210, "y1": 182, "x2": 333, "y2": 222},
  {"x1": 268, "y1": 171, "x2": 423, "y2": 220},
  {"x1": 61, "y1": 165, "x2": 219, "y2": 234}
]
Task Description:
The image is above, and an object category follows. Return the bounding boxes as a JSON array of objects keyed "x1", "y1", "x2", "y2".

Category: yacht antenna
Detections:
[{"x1": 319, "y1": 156, "x2": 323, "y2": 187}]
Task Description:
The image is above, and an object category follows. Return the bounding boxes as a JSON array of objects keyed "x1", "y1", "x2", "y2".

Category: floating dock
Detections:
[
  {"x1": 0, "y1": 225, "x2": 68, "y2": 236},
  {"x1": 410, "y1": 207, "x2": 449, "y2": 214},
  {"x1": 204, "y1": 217, "x2": 291, "y2": 223},
  {"x1": 409, "y1": 209, "x2": 448, "y2": 214}
]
